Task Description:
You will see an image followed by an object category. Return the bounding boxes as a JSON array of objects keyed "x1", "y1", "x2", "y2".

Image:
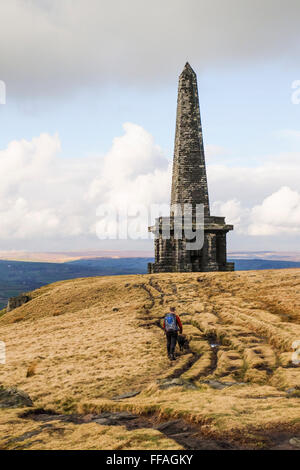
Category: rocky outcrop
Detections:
[
  {"x1": 290, "y1": 437, "x2": 300, "y2": 448},
  {"x1": 0, "y1": 386, "x2": 33, "y2": 408},
  {"x1": 7, "y1": 294, "x2": 31, "y2": 312},
  {"x1": 112, "y1": 390, "x2": 140, "y2": 400}
]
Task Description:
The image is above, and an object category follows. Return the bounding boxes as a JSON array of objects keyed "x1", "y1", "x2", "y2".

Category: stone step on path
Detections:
[
  {"x1": 0, "y1": 386, "x2": 33, "y2": 408},
  {"x1": 289, "y1": 437, "x2": 300, "y2": 448},
  {"x1": 112, "y1": 390, "x2": 141, "y2": 401},
  {"x1": 20, "y1": 408, "x2": 237, "y2": 450},
  {"x1": 201, "y1": 379, "x2": 247, "y2": 390},
  {"x1": 15, "y1": 408, "x2": 300, "y2": 450}
]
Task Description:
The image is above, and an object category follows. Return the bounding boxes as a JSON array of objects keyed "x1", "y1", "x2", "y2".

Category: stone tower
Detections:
[{"x1": 148, "y1": 63, "x2": 234, "y2": 273}]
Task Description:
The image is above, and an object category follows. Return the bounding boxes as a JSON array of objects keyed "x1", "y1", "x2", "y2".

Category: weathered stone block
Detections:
[{"x1": 7, "y1": 294, "x2": 31, "y2": 312}]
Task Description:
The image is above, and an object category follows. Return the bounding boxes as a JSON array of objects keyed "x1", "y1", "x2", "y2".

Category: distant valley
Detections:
[{"x1": 1, "y1": 256, "x2": 300, "y2": 309}]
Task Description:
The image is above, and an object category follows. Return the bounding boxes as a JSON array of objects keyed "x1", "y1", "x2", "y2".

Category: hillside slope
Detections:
[
  {"x1": 1, "y1": 257, "x2": 300, "y2": 310},
  {"x1": 0, "y1": 269, "x2": 300, "y2": 450}
]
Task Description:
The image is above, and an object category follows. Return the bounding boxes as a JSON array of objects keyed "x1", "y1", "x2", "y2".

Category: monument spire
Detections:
[
  {"x1": 148, "y1": 63, "x2": 234, "y2": 274},
  {"x1": 171, "y1": 62, "x2": 210, "y2": 216}
]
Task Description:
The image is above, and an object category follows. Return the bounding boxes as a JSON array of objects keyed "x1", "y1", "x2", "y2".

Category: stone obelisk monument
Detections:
[{"x1": 148, "y1": 63, "x2": 234, "y2": 273}]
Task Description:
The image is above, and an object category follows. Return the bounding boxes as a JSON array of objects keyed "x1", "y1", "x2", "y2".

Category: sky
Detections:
[{"x1": 0, "y1": 0, "x2": 300, "y2": 252}]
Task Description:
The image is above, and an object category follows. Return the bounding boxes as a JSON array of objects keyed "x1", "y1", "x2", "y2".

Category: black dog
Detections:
[{"x1": 177, "y1": 334, "x2": 189, "y2": 351}]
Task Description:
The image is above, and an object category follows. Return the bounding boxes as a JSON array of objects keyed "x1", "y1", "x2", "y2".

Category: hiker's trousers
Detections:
[{"x1": 166, "y1": 331, "x2": 178, "y2": 356}]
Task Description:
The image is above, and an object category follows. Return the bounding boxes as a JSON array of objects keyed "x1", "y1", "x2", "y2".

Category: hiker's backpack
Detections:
[{"x1": 164, "y1": 313, "x2": 178, "y2": 332}]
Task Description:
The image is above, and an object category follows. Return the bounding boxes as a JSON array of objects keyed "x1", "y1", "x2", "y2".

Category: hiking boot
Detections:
[{"x1": 171, "y1": 354, "x2": 176, "y2": 361}]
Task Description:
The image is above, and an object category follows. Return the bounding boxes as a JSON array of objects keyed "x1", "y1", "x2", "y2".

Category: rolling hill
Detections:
[
  {"x1": 1, "y1": 257, "x2": 300, "y2": 310},
  {"x1": 0, "y1": 269, "x2": 300, "y2": 450}
]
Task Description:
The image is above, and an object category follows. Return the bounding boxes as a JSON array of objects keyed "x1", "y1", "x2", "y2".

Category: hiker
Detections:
[{"x1": 163, "y1": 306, "x2": 183, "y2": 361}]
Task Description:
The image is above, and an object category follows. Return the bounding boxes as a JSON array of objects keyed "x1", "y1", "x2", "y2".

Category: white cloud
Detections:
[
  {"x1": 212, "y1": 199, "x2": 246, "y2": 229},
  {"x1": 0, "y1": 123, "x2": 300, "y2": 248},
  {"x1": 88, "y1": 123, "x2": 172, "y2": 239},
  {"x1": 0, "y1": 133, "x2": 60, "y2": 202},
  {"x1": 248, "y1": 186, "x2": 300, "y2": 235},
  {"x1": 0, "y1": 198, "x2": 60, "y2": 239},
  {"x1": 205, "y1": 147, "x2": 300, "y2": 239},
  {"x1": 0, "y1": 123, "x2": 170, "y2": 241},
  {"x1": 211, "y1": 186, "x2": 300, "y2": 237},
  {"x1": 0, "y1": 132, "x2": 91, "y2": 239},
  {"x1": 207, "y1": 151, "x2": 300, "y2": 207},
  {"x1": 87, "y1": 122, "x2": 170, "y2": 206}
]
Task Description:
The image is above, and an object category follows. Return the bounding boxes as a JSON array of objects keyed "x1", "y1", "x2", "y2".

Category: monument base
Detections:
[{"x1": 147, "y1": 215, "x2": 234, "y2": 274}]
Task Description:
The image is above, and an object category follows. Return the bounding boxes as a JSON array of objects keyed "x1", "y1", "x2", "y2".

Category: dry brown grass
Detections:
[
  {"x1": 26, "y1": 361, "x2": 38, "y2": 378},
  {"x1": 0, "y1": 269, "x2": 300, "y2": 448},
  {"x1": 0, "y1": 276, "x2": 168, "y2": 405},
  {"x1": 214, "y1": 349, "x2": 244, "y2": 378},
  {"x1": 0, "y1": 408, "x2": 181, "y2": 450}
]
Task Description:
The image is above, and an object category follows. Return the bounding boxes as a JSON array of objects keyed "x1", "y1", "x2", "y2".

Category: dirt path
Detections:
[
  {"x1": 18, "y1": 408, "x2": 300, "y2": 450},
  {"x1": 18, "y1": 408, "x2": 237, "y2": 450},
  {"x1": 134, "y1": 276, "x2": 294, "y2": 386}
]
